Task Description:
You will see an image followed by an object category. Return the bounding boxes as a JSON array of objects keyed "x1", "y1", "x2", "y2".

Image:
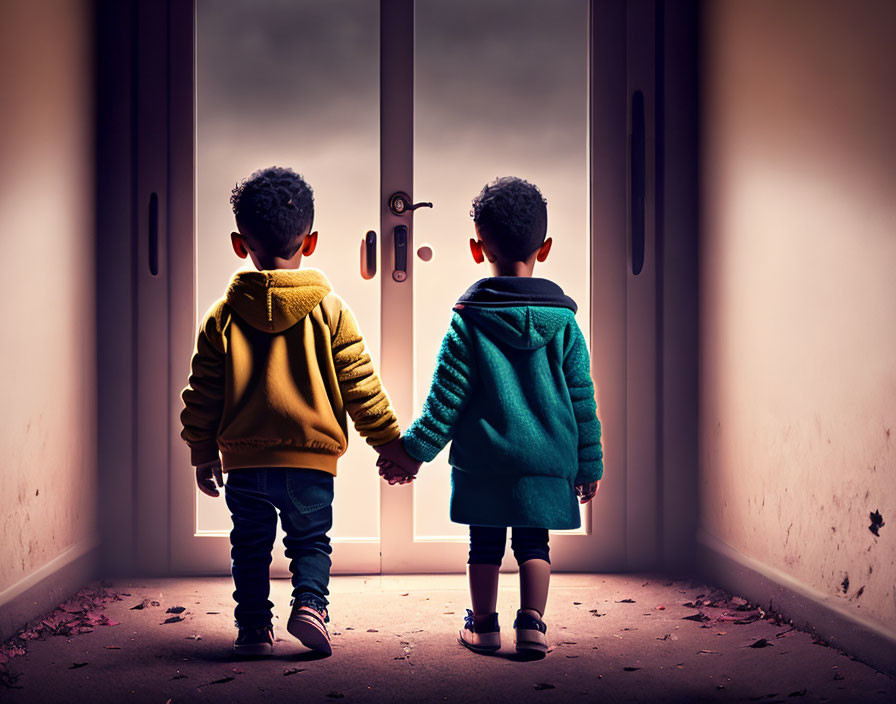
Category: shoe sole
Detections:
[
  {"x1": 457, "y1": 631, "x2": 501, "y2": 654},
  {"x1": 287, "y1": 615, "x2": 332, "y2": 656},
  {"x1": 515, "y1": 627, "x2": 548, "y2": 659}
]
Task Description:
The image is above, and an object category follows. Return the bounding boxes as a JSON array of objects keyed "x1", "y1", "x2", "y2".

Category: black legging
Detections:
[{"x1": 467, "y1": 525, "x2": 550, "y2": 566}]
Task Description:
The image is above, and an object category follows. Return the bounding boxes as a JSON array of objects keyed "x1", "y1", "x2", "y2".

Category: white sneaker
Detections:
[
  {"x1": 457, "y1": 609, "x2": 501, "y2": 653},
  {"x1": 514, "y1": 608, "x2": 548, "y2": 658}
]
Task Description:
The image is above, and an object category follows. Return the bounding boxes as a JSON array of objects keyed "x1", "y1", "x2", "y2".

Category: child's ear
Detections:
[
  {"x1": 535, "y1": 237, "x2": 553, "y2": 262},
  {"x1": 231, "y1": 232, "x2": 249, "y2": 259},
  {"x1": 469, "y1": 238, "x2": 485, "y2": 264},
  {"x1": 301, "y1": 231, "x2": 318, "y2": 256}
]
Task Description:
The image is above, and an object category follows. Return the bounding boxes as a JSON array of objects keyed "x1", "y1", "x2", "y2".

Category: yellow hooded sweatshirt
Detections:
[{"x1": 180, "y1": 268, "x2": 399, "y2": 474}]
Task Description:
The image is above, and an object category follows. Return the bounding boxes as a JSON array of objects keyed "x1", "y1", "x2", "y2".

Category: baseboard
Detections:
[
  {"x1": 0, "y1": 537, "x2": 100, "y2": 642},
  {"x1": 697, "y1": 529, "x2": 896, "y2": 678}
]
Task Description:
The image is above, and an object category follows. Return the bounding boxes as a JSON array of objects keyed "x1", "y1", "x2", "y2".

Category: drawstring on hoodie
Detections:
[{"x1": 265, "y1": 273, "x2": 274, "y2": 330}]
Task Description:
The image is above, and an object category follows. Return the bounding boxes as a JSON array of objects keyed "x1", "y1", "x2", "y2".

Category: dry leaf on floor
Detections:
[
  {"x1": 616, "y1": 598, "x2": 636, "y2": 603},
  {"x1": 682, "y1": 613, "x2": 710, "y2": 622},
  {"x1": 162, "y1": 615, "x2": 184, "y2": 625},
  {"x1": 69, "y1": 662, "x2": 88, "y2": 669},
  {"x1": 533, "y1": 683, "x2": 555, "y2": 690},
  {"x1": 749, "y1": 639, "x2": 772, "y2": 648},
  {"x1": 166, "y1": 606, "x2": 186, "y2": 614},
  {"x1": 283, "y1": 668, "x2": 304, "y2": 676}
]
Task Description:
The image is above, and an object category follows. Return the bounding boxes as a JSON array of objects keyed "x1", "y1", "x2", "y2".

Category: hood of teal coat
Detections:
[
  {"x1": 457, "y1": 306, "x2": 577, "y2": 350},
  {"x1": 454, "y1": 276, "x2": 578, "y2": 350}
]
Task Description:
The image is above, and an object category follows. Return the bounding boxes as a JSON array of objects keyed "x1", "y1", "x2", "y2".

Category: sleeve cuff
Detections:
[
  {"x1": 574, "y1": 463, "x2": 603, "y2": 485},
  {"x1": 402, "y1": 429, "x2": 440, "y2": 463},
  {"x1": 189, "y1": 441, "x2": 220, "y2": 467},
  {"x1": 366, "y1": 422, "x2": 401, "y2": 447}
]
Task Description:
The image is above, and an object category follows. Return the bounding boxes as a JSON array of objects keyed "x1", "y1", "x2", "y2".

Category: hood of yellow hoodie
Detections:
[{"x1": 225, "y1": 268, "x2": 332, "y2": 333}]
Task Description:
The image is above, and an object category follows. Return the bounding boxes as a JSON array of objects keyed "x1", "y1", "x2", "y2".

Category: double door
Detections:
[{"x1": 132, "y1": 0, "x2": 659, "y2": 575}]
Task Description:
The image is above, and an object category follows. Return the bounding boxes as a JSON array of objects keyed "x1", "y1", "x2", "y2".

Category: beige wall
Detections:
[
  {"x1": 0, "y1": 0, "x2": 97, "y2": 593},
  {"x1": 700, "y1": 0, "x2": 896, "y2": 632}
]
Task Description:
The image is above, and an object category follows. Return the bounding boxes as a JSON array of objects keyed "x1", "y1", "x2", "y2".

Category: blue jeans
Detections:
[{"x1": 224, "y1": 467, "x2": 333, "y2": 628}]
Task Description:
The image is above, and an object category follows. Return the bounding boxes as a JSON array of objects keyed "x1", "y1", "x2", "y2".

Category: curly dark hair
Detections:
[
  {"x1": 471, "y1": 176, "x2": 548, "y2": 262},
  {"x1": 230, "y1": 166, "x2": 314, "y2": 259}
]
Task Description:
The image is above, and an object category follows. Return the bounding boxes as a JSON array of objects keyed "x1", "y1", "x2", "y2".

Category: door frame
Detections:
[{"x1": 96, "y1": 0, "x2": 700, "y2": 577}]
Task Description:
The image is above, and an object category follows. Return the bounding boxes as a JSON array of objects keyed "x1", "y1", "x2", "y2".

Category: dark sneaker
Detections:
[
  {"x1": 514, "y1": 609, "x2": 548, "y2": 658},
  {"x1": 457, "y1": 609, "x2": 501, "y2": 653},
  {"x1": 287, "y1": 602, "x2": 332, "y2": 656},
  {"x1": 232, "y1": 625, "x2": 274, "y2": 656}
]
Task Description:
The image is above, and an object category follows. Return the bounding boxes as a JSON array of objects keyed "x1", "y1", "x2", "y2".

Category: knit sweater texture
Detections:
[
  {"x1": 180, "y1": 268, "x2": 399, "y2": 474},
  {"x1": 402, "y1": 277, "x2": 603, "y2": 530}
]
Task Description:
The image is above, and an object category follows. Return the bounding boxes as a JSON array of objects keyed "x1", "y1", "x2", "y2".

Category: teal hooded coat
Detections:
[{"x1": 402, "y1": 277, "x2": 603, "y2": 530}]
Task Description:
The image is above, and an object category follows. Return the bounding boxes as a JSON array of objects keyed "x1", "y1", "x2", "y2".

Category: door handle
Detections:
[
  {"x1": 392, "y1": 225, "x2": 408, "y2": 282},
  {"x1": 389, "y1": 191, "x2": 433, "y2": 216},
  {"x1": 360, "y1": 230, "x2": 377, "y2": 280}
]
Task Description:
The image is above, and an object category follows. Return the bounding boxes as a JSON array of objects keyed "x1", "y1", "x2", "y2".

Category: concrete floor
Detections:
[{"x1": 1, "y1": 574, "x2": 894, "y2": 704}]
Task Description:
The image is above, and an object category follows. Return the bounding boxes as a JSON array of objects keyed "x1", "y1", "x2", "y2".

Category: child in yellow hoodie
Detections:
[{"x1": 180, "y1": 166, "x2": 414, "y2": 657}]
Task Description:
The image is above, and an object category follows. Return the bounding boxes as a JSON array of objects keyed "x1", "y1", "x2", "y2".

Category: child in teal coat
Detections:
[{"x1": 379, "y1": 176, "x2": 603, "y2": 658}]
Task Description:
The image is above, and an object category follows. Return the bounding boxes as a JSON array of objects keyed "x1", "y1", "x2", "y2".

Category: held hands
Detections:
[
  {"x1": 195, "y1": 460, "x2": 224, "y2": 497},
  {"x1": 374, "y1": 436, "x2": 421, "y2": 485},
  {"x1": 575, "y1": 480, "x2": 600, "y2": 504}
]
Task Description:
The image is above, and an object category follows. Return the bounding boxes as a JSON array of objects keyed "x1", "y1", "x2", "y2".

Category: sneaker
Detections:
[
  {"x1": 514, "y1": 608, "x2": 548, "y2": 658},
  {"x1": 287, "y1": 601, "x2": 332, "y2": 656},
  {"x1": 457, "y1": 609, "x2": 501, "y2": 653},
  {"x1": 232, "y1": 625, "x2": 274, "y2": 656}
]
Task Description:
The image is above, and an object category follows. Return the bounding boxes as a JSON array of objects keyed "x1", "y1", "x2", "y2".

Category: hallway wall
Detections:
[
  {"x1": 0, "y1": 0, "x2": 98, "y2": 620},
  {"x1": 700, "y1": 0, "x2": 896, "y2": 637}
]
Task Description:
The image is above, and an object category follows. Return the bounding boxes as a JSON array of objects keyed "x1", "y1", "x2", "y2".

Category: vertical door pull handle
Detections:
[
  {"x1": 392, "y1": 225, "x2": 408, "y2": 282},
  {"x1": 148, "y1": 192, "x2": 159, "y2": 276},
  {"x1": 360, "y1": 230, "x2": 377, "y2": 280},
  {"x1": 630, "y1": 90, "x2": 646, "y2": 276}
]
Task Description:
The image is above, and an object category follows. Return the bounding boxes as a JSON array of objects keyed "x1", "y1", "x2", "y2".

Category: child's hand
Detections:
[
  {"x1": 196, "y1": 460, "x2": 224, "y2": 497},
  {"x1": 575, "y1": 480, "x2": 600, "y2": 504},
  {"x1": 376, "y1": 458, "x2": 415, "y2": 485},
  {"x1": 374, "y1": 437, "x2": 422, "y2": 478}
]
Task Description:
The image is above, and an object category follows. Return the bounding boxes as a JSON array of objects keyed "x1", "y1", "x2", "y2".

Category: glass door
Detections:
[{"x1": 169, "y1": 0, "x2": 629, "y2": 575}]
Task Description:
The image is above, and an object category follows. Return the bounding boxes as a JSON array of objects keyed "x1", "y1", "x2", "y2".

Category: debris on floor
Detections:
[
  {"x1": 2, "y1": 576, "x2": 894, "y2": 702},
  {"x1": 1, "y1": 584, "x2": 125, "y2": 688}
]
